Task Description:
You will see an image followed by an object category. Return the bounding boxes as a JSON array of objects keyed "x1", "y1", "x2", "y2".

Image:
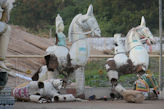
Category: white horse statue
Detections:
[
  {"x1": 34, "y1": 4, "x2": 101, "y2": 97},
  {"x1": 106, "y1": 17, "x2": 155, "y2": 97},
  {"x1": 13, "y1": 78, "x2": 76, "y2": 103}
]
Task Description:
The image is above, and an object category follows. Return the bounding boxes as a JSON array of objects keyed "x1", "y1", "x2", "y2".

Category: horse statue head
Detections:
[
  {"x1": 126, "y1": 16, "x2": 155, "y2": 51},
  {"x1": 56, "y1": 14, "x2": 64, "y2": 33},
  {"x1": 135, "y1": 16, "x2": 155, "y2": 45},
  {"x1": 68, "y1": 4, "x2": 101, "y2": 43}
]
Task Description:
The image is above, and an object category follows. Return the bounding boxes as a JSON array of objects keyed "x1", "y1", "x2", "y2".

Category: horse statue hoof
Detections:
[{"x1": 76, "y1": 94, "x2": 85, "y2": 99}]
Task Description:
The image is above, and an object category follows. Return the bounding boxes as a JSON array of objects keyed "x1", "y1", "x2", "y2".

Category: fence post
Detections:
[
  {"x1": 49, "y1": 28, "x2": 52, "y2": 38},
  {"x1": 15, "y1": 58, "x2": 18, "y2": 87},
  {"x1": 159, "y1": 0, "x2": 163, "y2": 91}
]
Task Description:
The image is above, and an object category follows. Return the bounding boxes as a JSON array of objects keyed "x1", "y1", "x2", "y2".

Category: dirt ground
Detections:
[{"x1": 14, "y1": 100, "x2": 164, "y2": 109}]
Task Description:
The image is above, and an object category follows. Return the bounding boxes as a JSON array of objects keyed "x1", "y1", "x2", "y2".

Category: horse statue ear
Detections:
[
  {"x1": 80, "y1": 4, "x2": 93, "y2": 23},
  {"x1": 86, "y1": 4, "x2": 93, "y2": 16},
  {"x1": 140, "y1": 16, "x2": 146, "y2": 27}
]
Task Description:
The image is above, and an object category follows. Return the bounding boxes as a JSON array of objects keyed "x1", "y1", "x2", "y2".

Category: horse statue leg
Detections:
[
  {"x1": 74, "y1": 67, "x2": 85, "y2": 98},
  {"x1": 105, "y1": 59, "x2": 121, "y2": 98}
]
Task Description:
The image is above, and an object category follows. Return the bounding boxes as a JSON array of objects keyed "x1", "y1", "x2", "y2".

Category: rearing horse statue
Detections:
[
  {"x1": 106, "y1": 16, "x2": 155, "y2": 98},
  {"x1": 36, "y1": 4, "x2": 101, "y2": 97}
]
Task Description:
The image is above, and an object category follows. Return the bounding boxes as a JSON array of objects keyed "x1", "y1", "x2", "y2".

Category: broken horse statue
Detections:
[
  {"x1": 105, "y1": 34, "x2": 144, "y2": 103},
  {"x1": 0, "y1": 0, "x2": 15, "y2": 108},
  {"x1": 45, "y1": 4, "x2": 101, "y2": 98},
  {"x1": 106, "y1": 17, "x2": 156, "y2": 102},
  {"x1": 13, "y1": 79, "x2": 76, "y2": 103},
  {"x1": 134, "y1": 71, "x2": 159, "y2": 99}
]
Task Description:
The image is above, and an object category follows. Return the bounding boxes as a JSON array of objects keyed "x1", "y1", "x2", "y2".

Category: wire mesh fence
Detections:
[
  {"x1": 6, "y1": 56, "x2": 44, "y2": 88},
  {"x1": 6, "y1": 55, "x2": 164, "y2": 89},
  {"x1": 85, "y1": 57, "x2": 164, "y2": 88}
]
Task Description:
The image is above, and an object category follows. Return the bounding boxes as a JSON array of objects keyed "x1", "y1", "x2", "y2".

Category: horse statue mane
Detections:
[{"x1": 68, "y1": 4, "x2": 101, "y2": 43}]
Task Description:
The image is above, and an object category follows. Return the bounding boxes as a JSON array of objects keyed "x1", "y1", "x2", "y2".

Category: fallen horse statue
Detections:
[
  {"x1": 112, "y1": 71, "x2": 159, "y2": 103},
  {"x1": 13, "y1": 79, "x2": 76, "y2": 103},
  {"x1": 134, "y1": 71, "x2": 159, "y2": 99},
  {"x1": 112, "y1": 84, "x2": 145, "y2": 103}
]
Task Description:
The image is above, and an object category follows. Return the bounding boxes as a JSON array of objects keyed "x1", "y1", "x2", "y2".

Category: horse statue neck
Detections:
[
  {"x1": 125, "y1": 28, "x2": 143, "y2": 51},
  {"x1": 68, "y1": 14, "x2": 92, "y2": 43},
  {"x1": 114, "y1": 34, "x2": 126, "y2": 55},
  {"x1": 114, "y1": 44, "x2": 126, "y2": 55}
]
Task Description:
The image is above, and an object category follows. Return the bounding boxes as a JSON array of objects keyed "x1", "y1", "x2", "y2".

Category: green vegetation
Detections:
[
  {"x1": 10, "y1": 0, "x2": 161, "y2": 37},
  {"x1": 85, "y1": 58, "x2": 163, "y2": 87},
  {"x1": 84, "y1": 59, "x2": 137, "y2": 87},
  {"x1": 85, "y1": 59, "x2": 109, "y2": 87}
]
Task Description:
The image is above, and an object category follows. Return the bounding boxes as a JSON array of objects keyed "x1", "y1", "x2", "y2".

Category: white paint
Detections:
[
  {"x1": 56, "y1": 14, "x2": 64, "y2": 33},
  {"x1": 105, "y1": 64, "x2": 110, "y2": 70},
  {"x1": 113, "y1": 34, "x2": 128, "y2": 68},
  {"x1": 107, "y1": 70, "x2": 118, "y2": 81}
]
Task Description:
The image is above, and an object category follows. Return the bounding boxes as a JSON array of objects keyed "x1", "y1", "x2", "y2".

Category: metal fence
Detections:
[
  {"x1": 6, "y1": 55, "x2": 44, "y2": 88},
  {"x1": 6, "y1": 55, "x2": 164, "y2": 89}
]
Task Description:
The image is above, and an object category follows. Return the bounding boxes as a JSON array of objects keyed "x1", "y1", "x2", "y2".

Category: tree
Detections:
[{"x1": 10, "y1": 0, "x2": 160, "y2": 37}]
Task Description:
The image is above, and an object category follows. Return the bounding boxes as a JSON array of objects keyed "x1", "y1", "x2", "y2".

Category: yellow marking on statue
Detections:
[
  {"x1": 15, "y1": 82, "x2": 29, "y2": 88},
  {"x1": 146, "y1": 70, "x2": 151, "y2": 74},
  {"x1": 26, "y1": 70, "x2": 32, "y2": 74}
]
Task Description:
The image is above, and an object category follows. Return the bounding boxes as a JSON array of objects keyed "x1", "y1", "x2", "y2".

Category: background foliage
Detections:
[{"x1": 10, "y1": 0, "x2": 162, "y2": 37}]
